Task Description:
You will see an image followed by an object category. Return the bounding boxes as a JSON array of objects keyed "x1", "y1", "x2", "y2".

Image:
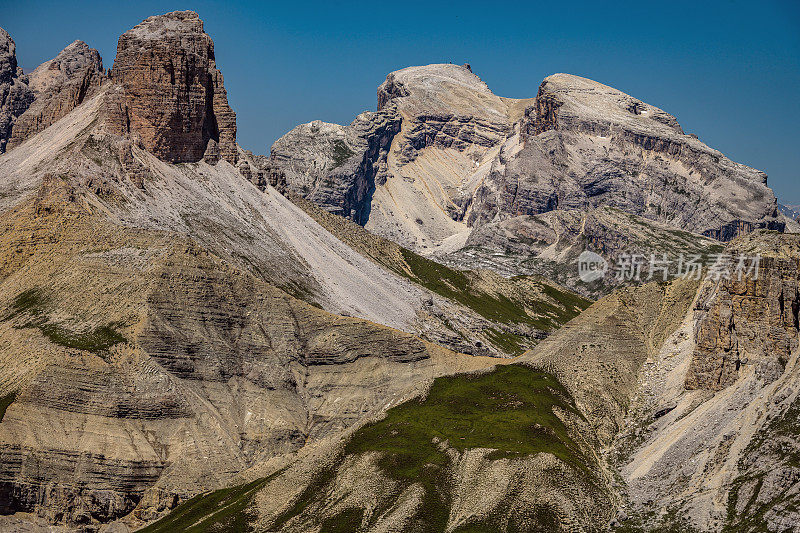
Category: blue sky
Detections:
[{"x1": 2, "y1": 0, "x2": 799, "y2": 203}]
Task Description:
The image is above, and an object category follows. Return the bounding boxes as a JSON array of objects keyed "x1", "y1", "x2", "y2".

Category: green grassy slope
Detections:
[
  {"x1": 137, "y1": 365, "x2": 608, "y2": 533},
  {"x1": 269, "y1": 364, "x2": 606, "y2": 532}
]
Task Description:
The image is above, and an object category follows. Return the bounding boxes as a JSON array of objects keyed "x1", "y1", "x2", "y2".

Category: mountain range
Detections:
[{"x1": 0, "y1": 10, "x2": 798, "y2": 533}]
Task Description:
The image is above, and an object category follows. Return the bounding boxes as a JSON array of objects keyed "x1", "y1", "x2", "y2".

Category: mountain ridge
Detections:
[
  {"x1": 266, "y1": 62, "x2": 787, "y2": 260},
  {"x1": 0, "y1": 9, "x2": 797, "y2": 533}
]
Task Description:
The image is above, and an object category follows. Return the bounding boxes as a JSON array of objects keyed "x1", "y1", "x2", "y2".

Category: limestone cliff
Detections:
[
  {"x1": 611, "y1": 231, "x2": 800, "y2": 531},
  {"x1": 7, "y1": 40, "x2": 104, "y2": 150},
  {"x1": 105, "y1": 11, "x2": 237, "y2": 165},
  {"x1": 468, "y1": 74, "x2": 783, "y2": 240},
  {"x1": 686, "y1": 232, "x2": 800, "y2": 391},
  {"x1": 265, "y1": 111, "x2": 400, "y2": 224},
  {"x1": 271, "y1": 65, "x2": 786, "y2": 257},
  {"x1": 0, "y1": 28, "x2": 34, "y2": 153}
]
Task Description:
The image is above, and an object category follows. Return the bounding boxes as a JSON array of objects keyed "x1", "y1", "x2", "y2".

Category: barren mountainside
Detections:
[
  {"x1": 0, "y1": 8, "x2": 797, "y2": 533},
  {"x1": 266, "y1": 64, "x2": 788, "y2": 262},
  {"x1": 0, "y1": 12, "x2": 591, "y2": 532}
]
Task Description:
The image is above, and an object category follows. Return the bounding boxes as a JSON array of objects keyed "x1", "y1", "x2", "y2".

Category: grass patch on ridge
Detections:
[
  {"x1": 398, "y1": 249, "x2": 589, "y2": 331},
  {"x1": 137, "y1": 470, "x2": 285, "y2": 533},
  {"x1": 345, "y1": 364, "x2": 588, "y2": 479},
  {"x1": 268, "y1": 365, "x2": 594, "y2": 532},
  {"x1": 6, "y1": 288, "x2": 127, "y2": 354}
]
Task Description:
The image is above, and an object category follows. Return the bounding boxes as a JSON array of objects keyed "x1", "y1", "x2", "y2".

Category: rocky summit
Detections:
[
  {"x1": 0, "y1": 8, "x2": 798, "y2": 533},
  {"x1": 105, "y1": 10, "x2": 237, "y2": 165},
  {"x1": 7, "y1": 40, "x2": 103, "y2": 151},
  {"x1": 0, "y1": 28, "x2": 34, "y2": 153},
  {"x1": 269, "y1": 64, "x2": 788, "y2": 260}
]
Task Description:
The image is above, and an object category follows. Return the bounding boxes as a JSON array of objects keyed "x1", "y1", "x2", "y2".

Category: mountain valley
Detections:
[{"x1": 0, "y1": 9, "x2": 797, "y2": 533}]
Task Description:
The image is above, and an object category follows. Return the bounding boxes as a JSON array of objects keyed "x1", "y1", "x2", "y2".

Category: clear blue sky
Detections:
[{"x1": 2, "y1": 0, "x2": 799, "y2": 203}]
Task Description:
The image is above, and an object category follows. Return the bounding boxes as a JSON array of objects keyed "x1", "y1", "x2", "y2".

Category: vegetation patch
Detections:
[
  {"x1": 32, "y1": 322, "x2": 127, "y2": 353},
  {"x1": 399, "y1": 249, "x2": 589, "y2": 331},
  {"x1": 483, "y1": 327, "x2": 527, "y2": 356},
  {"x1": 270, "y1": 466, "x2": 337, "y2": 531},
  {"x1": 269, "y1": 365, "x2": 595, "y2": 532},
  {"x1": 346, "y1": 364, "x2": 588, "y2": 477},
  {"x1": 6, "y1": 288, "x2": 47, "y2": 321},
  {"x1": 6, "y1": 288, "x2": 127, "y2": 354},
  {"x1": 331, "y1": 139, "x2": 355, "y2": 168},
  {"x1": 319, "y1": 508, "x2": 365, "y2": 533},
  {"x1": 343, "y1": 365, "x2": 588, "y2": 529},
  {"x1": 138, "y1": 471, "x2": 284, "y2": 533}
]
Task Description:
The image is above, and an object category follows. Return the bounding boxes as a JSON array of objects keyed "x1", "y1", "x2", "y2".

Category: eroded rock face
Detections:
[
  {"x1": 272, "y1": 65, "x2": 784, "y2": 253},
  {"x1": 376, "y1": 63, "x2": 511, "y2": 164},
  {"x1": 266, "y1": 111, "x2": 400, "y2": 224},
  {"x1": 7, "y1": 40, "x2": 104, "y2": 150},
  {"x1": 438, "y1": 206, "x2": 723, "y2": 298},
  {"x1": 609, "y1": 231, "x2": 800, "y2": 531},
  {"x1": 468, "y1": 74, "x2": 783, "y2": 239},
  {"x1": 272, "y1": 64, "x2": 512, "y2": 250},
  {"x1": 686, "y1": 231, "x2": 800, "y2": 391},
  {"x1": 105, "y1": 10, "x2": 237, "y2": 164},
  {"x1": 0, "y1": 146, "x2": 485, "y2": 530},
  {"x1": 0, "y1": 27, "x2": 34, "y2": 153}
]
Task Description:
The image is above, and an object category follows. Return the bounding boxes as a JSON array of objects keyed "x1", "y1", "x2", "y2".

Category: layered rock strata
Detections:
[
  {"x1": 7, "y1": 40, "x2": 104, "y2": 150},
  {"x1": 271, "y1": 65, "x2": 784, "y2": 254},
  {"x1": 0, "y1": 28, "x2": 34, "y2": 152},
  {"x1": 105, "y1": 11, "x2": 237, "y2": 164},
  {"x1": 686, "y1": 231, "x2": 800, "y2": 391}
]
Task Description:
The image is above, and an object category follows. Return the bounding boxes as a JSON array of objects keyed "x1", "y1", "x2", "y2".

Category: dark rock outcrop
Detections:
[
  {"x1": 0, "y1": 27, "x2": 34, "y2": 153},
  {"x1": 7, "y1": 40, "x2": 104, "y2": 150},
  {"x1": 105, "y1": 10, "x2": 237, "y2": 165}
]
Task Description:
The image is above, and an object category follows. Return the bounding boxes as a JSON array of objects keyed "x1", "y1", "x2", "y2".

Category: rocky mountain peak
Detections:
[
  {"x1": 25, "y1": 40, "x2": 102, "y2": 93},
  {"x1": 531, "y1": 72, "x2": 684, "y2": 136},
  {"x1": 274, "y1": 63, "x2": 784, "y2": 255},
  {"x1": 0, "y1": 27, "x2": 20, "y2": 84},
  {"x1": 105, "y1": 10, "x2": 237, "y2": 164},
  {"x1": 377, "y1": 63, "x2": 507, "y2": 120},
  {"x1": 0, "y1": 27, "x2": 34, "y2": 153},
  {"x1": 6, "y1": 39, "x2": 104, "y2": 150}
]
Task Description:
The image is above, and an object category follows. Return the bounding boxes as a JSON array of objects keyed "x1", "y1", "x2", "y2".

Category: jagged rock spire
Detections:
[
  {"x1": 7, "y1": 40, "x2": 104, "y2": 150},
  {"x1": 0, "y1": 27, "x2": 34, "y2": 153},
  {"x1": 106, "y1": 10, "x2": 237, "y2": 165}
]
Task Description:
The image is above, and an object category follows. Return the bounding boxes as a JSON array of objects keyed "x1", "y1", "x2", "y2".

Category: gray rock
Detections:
[
  {"x1": 0, "y1": 27, "x2": 35, "y2": 153},
  {"x1": 468, "y1": 73, "x2": 784, "y2": 241},
  {"x1": 436, "y1": 206, "x2": 724, "y2": 298},
  {"x1": 266, "y1": 110, "x2": 400, "y2": 224},
  {"x1": 7, "y1": 40, "x2": 104, "y2": 150},
  {"x1": 270, "y1": 65, "x2": 785, "y2": 256}
]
